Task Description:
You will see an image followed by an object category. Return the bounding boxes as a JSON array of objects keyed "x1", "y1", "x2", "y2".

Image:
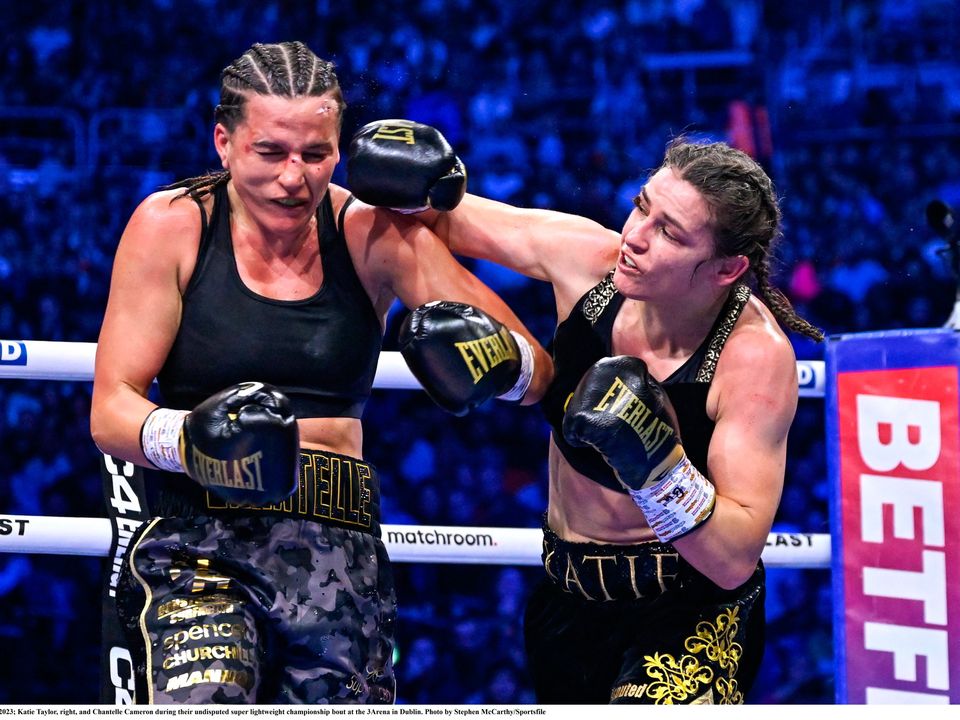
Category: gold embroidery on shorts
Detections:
[
  {"x1": 687, "y1": 607, "x2": 742, "y2": 671},
  {"x1": 715, "y1": 676, "x2": 743, "y2": 704},
  {"x1": 638, "y1": 606, "x2": 745, "y2": 704},
  {"x1": 691, "y1": 688, "x2": 715, "y2": 704},
  {"x1": 642, "y1": 652, "x2": 714, "y2": 704}
]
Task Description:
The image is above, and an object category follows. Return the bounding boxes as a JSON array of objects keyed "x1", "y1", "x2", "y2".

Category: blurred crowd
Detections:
[{"x1": 2, "y1": 0, "x2": 959, "y2": 704}]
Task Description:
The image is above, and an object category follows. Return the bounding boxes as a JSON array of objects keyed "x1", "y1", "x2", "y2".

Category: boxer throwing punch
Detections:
[
  {"x1": 90, "y1": 43, "x2": 550, "y2": 705},
  {"x1": 350, "y1": 124, "x2": 824, "y2": 704}
]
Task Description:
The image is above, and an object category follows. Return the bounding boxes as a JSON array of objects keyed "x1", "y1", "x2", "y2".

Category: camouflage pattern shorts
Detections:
[{"x1": 118, "y1": 514, "x2": 396, "y2": 704}]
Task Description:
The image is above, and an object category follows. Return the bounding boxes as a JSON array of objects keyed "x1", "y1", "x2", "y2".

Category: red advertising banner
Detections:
[{"x1": 835, "y1": 361, "x2": 960, "y2": 703}]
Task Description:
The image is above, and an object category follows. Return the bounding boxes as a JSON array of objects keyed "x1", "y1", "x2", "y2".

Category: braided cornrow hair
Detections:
[
  {"x1": 167, "y1": 41, "x2": 346, "y2": 200},
  {"x1": 662, "y1": 138, "x2": 824, "y2": 342}
]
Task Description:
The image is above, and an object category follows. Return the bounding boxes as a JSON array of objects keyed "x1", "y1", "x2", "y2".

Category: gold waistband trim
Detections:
[{"x1": 204, "y1": 449, "x2": 379, "y2": 532}]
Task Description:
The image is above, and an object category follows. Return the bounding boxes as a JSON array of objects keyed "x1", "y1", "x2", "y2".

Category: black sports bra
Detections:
[{"x1": 540, "y1": 273, "x2": 750, "y2": 491}]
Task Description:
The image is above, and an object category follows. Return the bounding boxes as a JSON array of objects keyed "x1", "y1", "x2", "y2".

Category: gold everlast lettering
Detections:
[
  {"x1": 454, "y1": 326, "x2": 520, "y2": 384},
  {"x1": 205, "y1": 449, "x2": 374, "y2": 530},
  {"x1": 591, "y1": 376, "x2": 629, "y2": 413},
  {"x1": 371, "y1": 125, "x2": 416, "y2": 145},
  {"x1": 190, "y1": 447, "x2": 264, "y2": 491},
  {"x1": 593, "y1": 377, "x2": 675, "y2": 454},
  {"x1": 618, "y1": 396, "x2": 652, "y2": 432}
]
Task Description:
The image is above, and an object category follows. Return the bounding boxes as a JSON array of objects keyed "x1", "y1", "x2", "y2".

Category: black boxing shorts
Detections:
[
  {"x1": 524, "y1": 518, "x2": 765, "y2": 705},
  {"x1": 114, "y1": 450, "x2": 396, "y2": 704}
]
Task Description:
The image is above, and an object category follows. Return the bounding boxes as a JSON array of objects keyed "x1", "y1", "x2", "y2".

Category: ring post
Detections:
[{"x1": 827, "y1": 328, "x2": 960, "y2": 704}]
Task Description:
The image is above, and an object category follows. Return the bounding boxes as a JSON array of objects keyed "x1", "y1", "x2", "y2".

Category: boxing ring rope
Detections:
[
  {"x1": 0, "y1": 339, "x2": 830, "y2": 569},
  {"x1": 0, "y1": 515, "x2": 830, "y2": 568},
  {"x1": 0, "y1": 339, "x2": 828, "y2": 395}
]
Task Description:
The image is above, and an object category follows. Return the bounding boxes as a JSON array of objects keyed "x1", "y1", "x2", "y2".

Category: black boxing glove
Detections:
[
  {"x1": 562, "y1": 356, "x2": 716, "y2": 542},
  {"x1": 140, "y1": 381, "x2": 300, "y2": 506},
  {"x1": 347, "y1": 119, "x2": 466, "y2": 212},
  {"x1": 399, "y1": 301, "x2": 535, "y2": 416}
]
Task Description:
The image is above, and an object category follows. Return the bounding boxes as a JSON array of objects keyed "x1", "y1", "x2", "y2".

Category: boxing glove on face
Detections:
[
  {"x1": 142, "y1": 382, "x2": 300, "y2": 507},
  {"x1": 399, "y1": 301, "x2": 533, "y2": 416},
  {"x1": 562, "y1": 356, "x2": 715, "y2": 542},
  {"x1": 347, "y1": 119, "x2": 466, "y2": 212}
]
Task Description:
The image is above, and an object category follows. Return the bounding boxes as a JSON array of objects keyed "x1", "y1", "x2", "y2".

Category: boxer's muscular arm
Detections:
[
  {"x1": 91, "y1": 190, "x2": 195, "y2": 465},
  {"x1": 672, "y1": 325, "x2": 798, "y2": 589},
  {"x1": 92, "y1": 192, "x2": 301, "y2": 505},
  {"x1": 345, "y1": 119, "x2": 618, "y2": 310},
  {"x1": 344, "y1": 201, "x2": 554, "y2": 404},
  {"x1": 419, "y1": 195, "x2": 621, "y2": 315}
]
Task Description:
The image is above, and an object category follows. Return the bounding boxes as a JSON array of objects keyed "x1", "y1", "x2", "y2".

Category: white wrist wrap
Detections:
[
  {"x1": 141, "y1": 408, "x2": 189, "y2": 473},
  {"x1": 497, "y1": 331, "x2": 535, "y2": 403},
  {"x1": 629, "y1": 455, "x2": 716, "y2": 543}
]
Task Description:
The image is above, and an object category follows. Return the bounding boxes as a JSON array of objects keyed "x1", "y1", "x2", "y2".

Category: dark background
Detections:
[{"x1": 1, "y1": 0, "x2": 959, "y2": 704}]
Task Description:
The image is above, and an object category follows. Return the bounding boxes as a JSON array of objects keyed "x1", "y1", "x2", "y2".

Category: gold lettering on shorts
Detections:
[
  {"x1": 621, "y1": 555, "x2": 647, "y2": 600},
  {"x1": 315, "y1": 455, "x2": 371, "y2": 528},
  {"x1": 189, "y1": 558, "x2": 231, "y2": 594},
  {"x1": 562, "y1": 555, "x2": 595, "y2": 601},
  {"x1": 158, "y1": 596, "x2": 237, "y2": 624},
  {"x1": 162, "y1": 622, "x2": 246, "y2": 652},
  {"x1": 205, "y1": 452, "x2": 373, "y2": 529},
  {"x1": 164, "y1": 668, "x2": 253, "y2": 692},
  {"x1": 581, "y1": 555, "x2": 617, "y2": 601},
  {"x1": 652, "y1": 552, "x2": 680, "y2": 594},
  {"x1": 345, "y1": 675, "x2": 364, "y2": 695},
  {"x1": 454, "y1": 327, "x2": 519, "y2": 384},
  {"x1": 611, "y1": 682, "x2": 649, "y2": 700},
  {"x1": 162, "y1": 643, "x2": 255, "y2": 671},
  {"x1": 542, "y1": 546, "x2": 558, "y2": 582}
]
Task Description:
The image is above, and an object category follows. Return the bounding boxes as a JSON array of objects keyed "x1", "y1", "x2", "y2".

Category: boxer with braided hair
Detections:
[
  {"x1": 90, "y1": 41, "x2": 551, "y2": 705},
  {"x1": 351, "y1": 132, "x2": 823, "y2": 704}
]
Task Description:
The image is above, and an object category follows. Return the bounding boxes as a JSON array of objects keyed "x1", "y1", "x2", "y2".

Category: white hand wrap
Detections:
[
  {"x1": 628, "y1": 454, "x2": 716, "y2": 543},
  {"x1": 140, "y1": 407, "x2": 189, "y2": 473},
  {"x1": 497, "y1": 331, "x2": 535, "y2": 403}
]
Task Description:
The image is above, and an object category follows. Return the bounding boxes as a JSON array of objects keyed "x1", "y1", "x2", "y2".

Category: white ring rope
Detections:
[
  {"x1": 0, "y1": 338, "x2": 831, "y2": 570},
  {"x1": 0, "y1": 339, "x2": 827, "y2": 397},
  {"x1": 0, "y1": 515, "x2": 830, "y2": 568}
]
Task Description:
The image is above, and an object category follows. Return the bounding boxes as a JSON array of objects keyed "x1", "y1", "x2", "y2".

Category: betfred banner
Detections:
[{"x1": 827, "y1": 329, "x2": 960, "y2": 704}]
